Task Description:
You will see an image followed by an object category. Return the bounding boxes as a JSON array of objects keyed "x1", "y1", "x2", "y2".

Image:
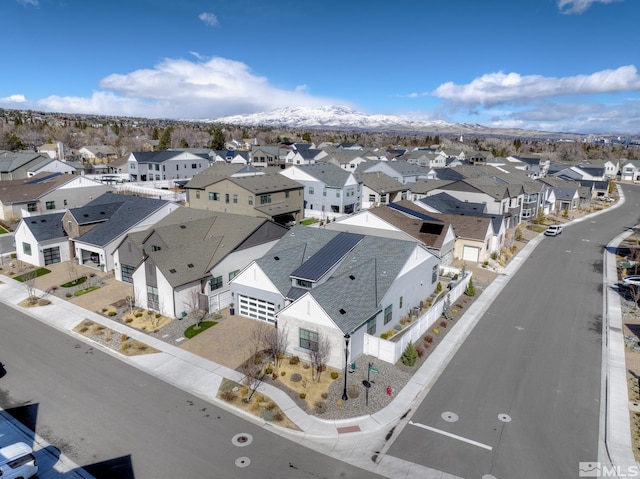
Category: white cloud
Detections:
[
  {"x1": 557, "y1": 0, "x2": 621, "y2": 14},
  {"x1": 198, "y1": 12, "x2": 219, "y2": 27},
  {"x1": 0, "y1": 94, "x2": 26, "y2": 103},
  {"x1": 432, "y1": 65, "x2": 640, "y2": 106},
  {"x1": 16, "y1": 0, "x2": 39, "y2": 6},
  {"x1": 0, "y1": 56, "x2": 339, "y2": 119}
]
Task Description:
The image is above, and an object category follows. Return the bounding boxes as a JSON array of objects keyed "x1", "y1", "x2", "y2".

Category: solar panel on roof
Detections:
[
  {"x1": 388, "y1": 203, "x2": 442, "y2": 223},
  {"x1": 290, "y1": 232, "x2": 363, "y2": 282}
]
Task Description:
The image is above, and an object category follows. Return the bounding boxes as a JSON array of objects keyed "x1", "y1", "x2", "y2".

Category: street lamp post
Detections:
[{"x1": 342, "y1": 333, "x2": 350, "y2": 401}]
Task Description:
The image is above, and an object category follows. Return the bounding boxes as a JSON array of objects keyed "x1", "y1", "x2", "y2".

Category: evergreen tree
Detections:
[
  {"x1": 442, "y1": 294, "x2": 453, "y2": 321},
  {"x1": 0, "y1": 132, "x2": 25, "y2": 151},
  {"x1": 401, "y1": 342, "x2": 418, "y2": 367},
  {"x1": 302, "y1": 132, "x2": 312, "y2": 143},
  {"x1": 158, "y1": 127, "x2": 172, "y2": 150},
  {"x1": 151, "y1": 127, "x2": 160, "y2": 140},
  {"x1": 465, "y1": 277, "x2": 476, "y2": 297},
  {"x1": 179, "y1": 138, "x2": 189, "y2": 148},
  {"x1": 210, "y1": 127, "x2": 226, "y2": 150}
]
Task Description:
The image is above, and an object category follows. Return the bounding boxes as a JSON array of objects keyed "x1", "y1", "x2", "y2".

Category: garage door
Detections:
[
  {"x1": 462, "y1": 245, "x2": 480, "y2": 262},
  {"x1": 238, "y1": 294, "x2": 275, "y2": 323},
  {"x1": 43, "y1": 247, "x2": 61, "y2": 265}
]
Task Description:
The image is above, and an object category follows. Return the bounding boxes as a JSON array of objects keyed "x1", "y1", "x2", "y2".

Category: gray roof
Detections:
[
  {"x1": 260, "y1": 226, "x2": 419, "y2": 334},
  {"x1": 291, "y1": 232, "x2": 364, "y2": 282},
  {"x1": 291, "y1": 163, "x2": 354, "y2": 187},
  {"x1": 70, "y1": 193, "x2": 171, "y2": 247},
  {"x1": 357, "y1": 171, "x2": 408, "y2": 193},
  {"x1": 420, "y1": 192, "x2": 487, "y2": 214},
  {"x1": 184, "y1": 163, "x2": 253, "y2": 189},
  {"x1": 0, "y1": 151, "x2": 47, "y2": 173},
  {"x1": 131, "y1": 150, "x2": 209, "y2": 164},
  {"x1": 22, "y1": 212, "x2": 66, "y2": 242}
]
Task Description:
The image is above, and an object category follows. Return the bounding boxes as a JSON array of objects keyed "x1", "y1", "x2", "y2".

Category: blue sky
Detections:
[{"x1": 1, "y1": 0, "x2": 639, "y2": 134}]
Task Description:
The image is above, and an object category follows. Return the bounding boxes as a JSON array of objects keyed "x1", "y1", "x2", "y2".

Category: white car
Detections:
[
  {"x1": 0, "y1": 442, "x2": 38, "y2": 479},
  {"x1": 544, "y1": 224, "x2": 563, "y2": 236}
]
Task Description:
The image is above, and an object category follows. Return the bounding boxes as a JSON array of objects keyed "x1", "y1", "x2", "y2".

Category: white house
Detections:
[
  {"x1": 621, "y1": 160, "x2": 640, "y2": 181},
  {"x1": 15, "y1": 212, "x2": 70, "y2": 267},
  {"x1": 230, "y1": 226, "x2": 440, "y2": 369}
]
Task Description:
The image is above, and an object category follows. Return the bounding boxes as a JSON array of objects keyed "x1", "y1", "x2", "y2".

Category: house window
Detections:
[
  {"x1": 380, "y1": 194, "x2": 387, "y2": 203},
  {"x1": 196, "y1": 191, "x2": 200, "y2": 199},
  {"x1": 336, "y1": 191, "x2": 340, "y2": 198},
  {"x1": 151, "y1": 245, "x2": 161, "y2": 252},
  {"x1": 383, "y1": 305, "x2": 392, "y2": 325},
  {"x1": 192, "y1": 163, "x2": 197, "y2": 169},
  {"x1": 22, "y1": 242, "x2": 31, "y2": 256},
  {"x1": 432, "y1": 265, "x2": 438, "y2": 283},
  {"x1": 309, "y1": 186, "x2": 315, "y2": 195},
  {"x1": 233, "y1": 194, "x2": 238, "y2": 204},
  {"x1": 27, "y1": 203, "x2": 37, "y2": 212},
  {"x1": 367, "y1": 317, "x2": 377, "y2": 335},
  {"x1": 299, "y1": 328, "x2": 318, "y2": 351},
  {"x1": 323, "y1": 188, "x2": 327, "y2": 196},
  {"x1": 369, "y1": 194, "x2": 376, "y2": 202},
  {"x1": 46, "y1": 201, "x2": 55, "y2": 210},
  {"x1": 296, "y1": 279, "x2": 312, "y2": 288},
  {"x1": 147, "y1": 285, "x2": 159, "y2": 310},
  {"x1": 260, "y1": 194, "x2": 271, "y2": 205},
  {"x1": 285, "y1": 191, "x2": 289, "y2": 198},
  {"x1": 209, "y1": 275, "x2": 223, "y2": 290},
  {"x1": 63, "y1": 199, "x2": 68, "y2": 206},
  {"x1": 209, "y1": 192, "x2": 220, "y2": 201},
  {"x1": 225, "y1": 193, "x2": 230, "y2": 204},
  {"x1": 228, "y1": 270, "x2": 240, "y2": 281},
  {"x1": 399, "y1": 296, "x2": 403, "y2": 309},
  {"x1": 121, "y1": 264, "x2": 134, "y2": 283},
  {"x1": 248, "y1": 196, "x2": 253, "y2": 205}
]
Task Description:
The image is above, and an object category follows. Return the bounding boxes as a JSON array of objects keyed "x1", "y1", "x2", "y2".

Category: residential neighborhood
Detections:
[{"x1": 1, "y1": 113, "x2": 639, "y2": 479}]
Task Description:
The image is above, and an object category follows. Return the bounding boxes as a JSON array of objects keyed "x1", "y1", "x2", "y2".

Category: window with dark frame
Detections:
[
  {"x1": 384, "y1": 304, "x2": 392, "y2": 324},
  {"x1": 209, "y1": 275, "x2": 223, "y2": 290},
  {"x1": 299, "y1": 328, "x2": 318, "y2": 351}
]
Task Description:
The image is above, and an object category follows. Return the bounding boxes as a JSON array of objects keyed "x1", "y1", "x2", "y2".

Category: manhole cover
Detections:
[
  {"x1": 498, "y1": 413, "x2": 512, "y2": 423},
  {"x1": 235, "y1": 457, "x2": 251, "y2": 468},
  {"x1": 232, "y1": 433, "x2": 253, "y2": 447},
  {"x1": 441, "y1": 411, "x2": 459, "y2": 422}
]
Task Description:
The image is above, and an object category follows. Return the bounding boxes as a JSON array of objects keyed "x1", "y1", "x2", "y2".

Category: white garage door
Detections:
[
  {"x1": 238, "y1": 294, "x2": 275, "y2": 323},
  {"x1": 462, "y1": 245, "x2": 480, "y2": 262}
]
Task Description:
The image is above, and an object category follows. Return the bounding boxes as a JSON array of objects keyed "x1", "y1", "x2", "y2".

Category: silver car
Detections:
[
  {"x1": 0, "y1": 442, "x2": 38, "y2": 479},
  {"x1": 544, "y1": 224, "x2": 563, "y2": 236}
]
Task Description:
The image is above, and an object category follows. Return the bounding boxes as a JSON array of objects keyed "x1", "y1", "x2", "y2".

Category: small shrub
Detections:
[
  {"x1": 280, "y1": 371, "x2": 286, "y2": 377},
  {"x1": 250, "y1": 400, "x2": 261, "y2": 411},
  {"x1": 256, "y1": 393, "x2": 265, "y2": 403},
  {"x1": 265, "y1": 367, "x2": 273, "y2": 374},
  {"x1": 220, "y1": 390, "x2": 236, "y2": 402},
  {"x1": 240, "y1": 386, "x2": 248, "y2": 396},
  {"x1": 108, "y1": 311, "x2": 116, "y2": 317},
  {"x1": 314, "y1": 401, "x2": 327, "y2": 414},
  {"x1": 65, "y1": 292, "x2": 72, "y2": 298},
  {"x1": 330, "y1": 371, "x2": 339, "y2": 380},
  {"x1": 79, "y1": 326, "x2": 88, "y2": 333},
  {"x1": 273, "y1": 412, "x2": 284, "y2": 422},
  {"x1": 380, "y1": 332, "x2": 389, "y2": 340},
  {"x1": 135, "y1": 312, "x2": 143, "y2": 318},
  {"x1": 465, "y1": 277, "x2": 476, "y2": 297},
  {"x1": 299, "y1": 392, "x2": 306, "y2": 399},
  {"x1": 401, "y1": 341, "x2": 418, "y2": 367},
  {"x1": 291, "y1": 373, "x2": 302, "y2": 382},
  {"x1": 433, "y1": 328, "x2": 439, "y2": 335},
  {"x1": 435, "y1": 281, "x2": 442, "y2": 293},
  {"x1": 155, "y1": 313, "x2": 161, "y2": 318},
  {"x1": 416, "y1": 346, "x2": 424, "y2": 358},
  {"x1": 265, "y1": 401, "x2": 277, "y2": 411},
  {"x1": 424, "y1": 335, "x2": 433, "y2": 343},
  {"x1": 38, "y1": 299, "x2": 51, "y2": 306},
  {"x1": 120, "y1": 333, "x2": 129, "y2": 341},
  {"x1": 347, "y1": 384, "x2": 360, "y2": 399},
  {"x1": 336, "y1": 399, "x2": 343, "y2": 407},
  {"x1": 321, "y1": 392, "x2": 328, "y2": 399},
  {"x1": 253, "y1": 356, "x2": 263, "y2": 365},
  {"x1": 102, "y1": 308, "x2": 108, "y2": 313},
  {"x1": 289, "y1": 355, "x2": 300, "y2": 365},
  {"x1": 439, "y1": 320, "x2": 447, "y2": 328},
  {"x1": 302, "y1": 363, "x2": 310, "y2": 369},
  {"x1": 147, "y1": 310, "x2": 153, "y2": 315},
  {"x1": 452, "y1": 309, "x2": 458, "y2": 314}
]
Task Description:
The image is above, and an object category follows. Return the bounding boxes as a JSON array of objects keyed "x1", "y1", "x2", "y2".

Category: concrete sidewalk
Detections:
[{"x1": 0, "y1": 194, "x2": 635, "y2": 477}]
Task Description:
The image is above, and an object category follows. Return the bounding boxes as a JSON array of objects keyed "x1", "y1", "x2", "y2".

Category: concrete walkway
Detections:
[{"x1": 0, "y1": 194, "x2": 636, "y2": 477}]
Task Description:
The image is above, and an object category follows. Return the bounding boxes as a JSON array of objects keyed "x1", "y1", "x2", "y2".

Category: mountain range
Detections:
[{"x1": 207, "y1": 105, "x2": 581, "y2": 140}]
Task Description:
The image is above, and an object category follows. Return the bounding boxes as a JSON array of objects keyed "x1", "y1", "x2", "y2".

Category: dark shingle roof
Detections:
[{"x1": 23, "y1": 213, "x2": 66, "y2": 241}]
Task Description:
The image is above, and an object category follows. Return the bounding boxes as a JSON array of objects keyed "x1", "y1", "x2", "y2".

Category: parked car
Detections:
[
  {"x1": 90, "y1": 252, "x2": 100, "y2": 263},
  {"x1": 544, "y1": 224, "x2": 563, "y2": 236},
  {"x1": 0, "y1": 442, "x2": 38, "y2": 479}
]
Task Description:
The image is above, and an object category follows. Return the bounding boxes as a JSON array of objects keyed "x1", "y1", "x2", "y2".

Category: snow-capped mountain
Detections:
[{"x1": 207, "y1": 105, "x2": 487, "y2": 134}]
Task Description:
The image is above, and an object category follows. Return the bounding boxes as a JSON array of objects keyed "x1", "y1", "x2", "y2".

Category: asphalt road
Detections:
[
  {"x1": 386, "y1": 183, "x2": 640, "y2": 478},
  {"x1": 0, "y1": 306, "x2": 379, "y2": 479}
]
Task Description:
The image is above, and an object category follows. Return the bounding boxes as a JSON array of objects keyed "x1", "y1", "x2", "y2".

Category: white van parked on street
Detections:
[{"x1": 0, "y1": 442, "x2": 38, "y2": 479}]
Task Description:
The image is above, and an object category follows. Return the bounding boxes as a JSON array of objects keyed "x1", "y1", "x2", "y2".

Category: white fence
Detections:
[
  {"x1": 114, "y1": 183, "x2": 186, "y2": 202},
  {"x1": 363, "y1": 273, "x2": 472, "y2": 364}
]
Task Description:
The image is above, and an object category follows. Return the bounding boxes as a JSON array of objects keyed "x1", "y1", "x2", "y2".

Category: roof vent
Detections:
[
  {"x1": 169, "y1": 268, "x2": 176, "y2": 273},
  {"x1": 274, "y1": 256, "x2": 280, "y2": 261},
  {"x1": 187, "y1": 263, "x2": 194, "y2": 268},
  {"x1": 180, "y1": 225, "x2": 186, "y2": 229},
  {"x1": 349, "y1": 275, "x2": 355, "y2": 280},
  {"x1": 339, "y1": 308, "x2": 346, "y2": 315}
]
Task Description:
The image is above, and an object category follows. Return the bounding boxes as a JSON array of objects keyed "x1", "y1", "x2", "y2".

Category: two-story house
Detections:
[
  {"x1": 357, "y1": 171, "x2": 410, "y2": 208},
  {"x1": 186, "y1": 167, "x2": 304, "y2": 226},
  {"x1": 127, "y1": 150, "x2": 213, "y2": 183},
  {"x1": 279, "y1": 163, "x2": 362, "y2": 216}
]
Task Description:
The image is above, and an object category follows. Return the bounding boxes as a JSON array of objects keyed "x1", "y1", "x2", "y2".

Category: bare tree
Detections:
[
  {"x1": 21, "y1": 268, "x2": 38, "y2": 304},
  {"x1": 184, "y1": 289, "x2": 209, "y2": 328},
  {"x1": 263, "y1": 324, "x2": 289, "y2": 368},
  {"x1": 126, "y1": 285, "x2": 142, "y2": 315},
  {"x1": 308, "y1": 331, "x2": 332, "y2": 382},
  {"x1": 630, "y1": 284, "x2": 640, "y2": 311}
]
